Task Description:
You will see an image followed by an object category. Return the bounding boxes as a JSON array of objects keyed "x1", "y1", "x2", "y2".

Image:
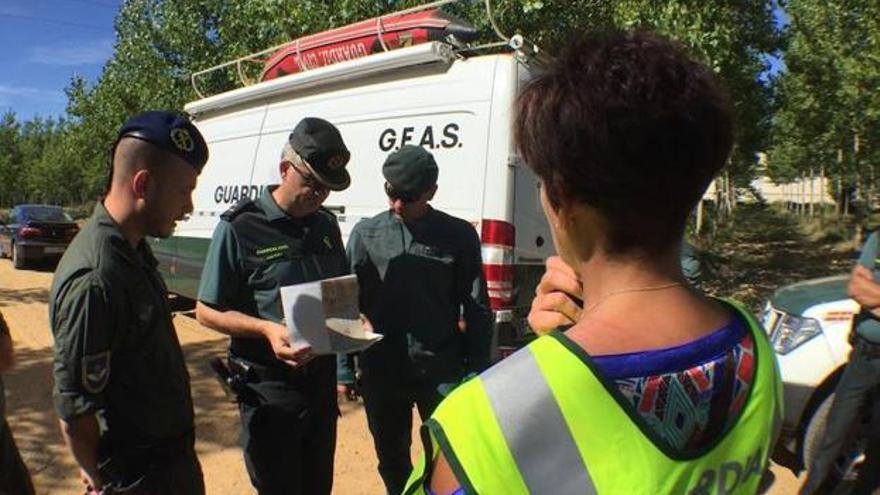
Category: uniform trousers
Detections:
[
  {"x1": 360, "y1": 369, "x2": 446, "y2": 495},
  {"x1": 851, "y1": 384, "x2": 880, "y2": 495},
  {"x1": 238, "y1": 355, "x2": 337, "y2": 495},
  {"x1": 801, "y1": 338, "x2": 880, "y2": 494},
  {"x1": 0, "y1": 418, "x2": 34, "y2": 495},
  {"x1": 97, "y1": 427, "x2": 204, "y2": 495},
  {"x1": 102, "y1": 447, "x2": 203, "y2": 495}
]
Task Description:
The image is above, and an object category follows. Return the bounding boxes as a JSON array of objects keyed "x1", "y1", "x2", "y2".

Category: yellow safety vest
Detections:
[{"x1": 405, "y1": 299, "x2": 783, "y2": 495}]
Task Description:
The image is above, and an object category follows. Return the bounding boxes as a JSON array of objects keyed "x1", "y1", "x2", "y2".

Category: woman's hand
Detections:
[{"x1": 528, "y1": 256, "x2": 583, "y2": 335}]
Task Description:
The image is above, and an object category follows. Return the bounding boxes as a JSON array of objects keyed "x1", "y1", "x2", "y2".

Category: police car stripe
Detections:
[{"x1": 481, "y1": 347, "x2": 596, "y2": 495}]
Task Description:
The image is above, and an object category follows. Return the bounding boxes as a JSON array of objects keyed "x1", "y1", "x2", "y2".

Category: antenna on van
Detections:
[
  {"x1": 482, "y1": 0, "x2": 545, "y2": 65},
  {"x1": 509, "y1": 34, "x2": 545, "y2": 64},
  {"x1": 483, "y1": 0, "x2": 509, "y2": 42}
]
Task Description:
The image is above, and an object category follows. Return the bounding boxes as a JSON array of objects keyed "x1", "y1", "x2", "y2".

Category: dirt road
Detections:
[
  {"x1": 0, "y1": 258, "x2": 387, "y2": 494},
  {"x1": 0, "y1": 257, "x2": 802, "y2": 494}
]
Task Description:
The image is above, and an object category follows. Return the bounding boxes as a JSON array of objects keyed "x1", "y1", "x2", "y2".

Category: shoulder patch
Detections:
[
  {"x1": 82, "y1": 351, "x2": 111, "y2": 394},
  {"x1": 221, "y1": 198, "x2": 258, "y2": 221}
]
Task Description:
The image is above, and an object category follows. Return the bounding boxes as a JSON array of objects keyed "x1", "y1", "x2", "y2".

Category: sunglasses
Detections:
[
  {"x1": 384, "y1": 182, "x2": 421, "y2": 203},
  {"x1": 288, "y1": 161, "x2": 328, "y2": 192}
]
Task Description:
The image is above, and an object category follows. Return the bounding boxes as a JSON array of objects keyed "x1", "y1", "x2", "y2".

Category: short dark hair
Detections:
[
  {"x1": 515, "y1": 30, "x2": 733, "y2": 256},
  {"x1": 106, "y1": 138, "x2": 186, "y2": 194}
]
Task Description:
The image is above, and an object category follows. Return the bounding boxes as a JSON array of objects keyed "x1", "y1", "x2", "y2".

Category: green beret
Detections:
[{"x1": 382, "y1": 145, "x2": 438, "y2": 194}]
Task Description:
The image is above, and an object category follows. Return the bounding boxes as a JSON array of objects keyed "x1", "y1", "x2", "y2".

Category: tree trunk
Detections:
[
  {"x1": 854, "y1": 131, "x2": 862, "y2": 249},
  {"x1": 726, "y1": 172, "x2": 735, "y2": 216},
  {"x1": 798, "y1": 175, "x2": 805, "y2": 216},
  {"x1": 714, "y1": 176, "x2": 725, "y2": 223},
  {"x1": 837, "y1": 148, "x2": 844, "y2": 216},
  {"x1": 867, "y1": 137, "x2": 874, "y2": 218},
  {"x1": 696, "y1": 199, "x2": 704, "y2": 236},
  {"x1": 819, "y1": 164, "x2": 826, "y2": 217},
  {"x1": 802, "y1": 175, "x2": 808, "y2": 216},
  {"x1": 783, "y1": 183, "x2": 788, "y2": 211},
  {"x1": 727, "y1": 172, "x2": 736, "y2": 213},
  {"x1": 809, "y1": 168, "x2": 815, "y2": 217}
]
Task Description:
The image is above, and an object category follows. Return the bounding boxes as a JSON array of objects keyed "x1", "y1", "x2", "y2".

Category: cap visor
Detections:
[{"x1": 303, "y1": 160, "x2": 351, "y2": 191}]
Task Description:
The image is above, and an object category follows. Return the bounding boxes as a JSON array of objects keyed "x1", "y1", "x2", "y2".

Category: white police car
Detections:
[{"x1": 763, "y1": 274, "x2": 866, "y2": 479}]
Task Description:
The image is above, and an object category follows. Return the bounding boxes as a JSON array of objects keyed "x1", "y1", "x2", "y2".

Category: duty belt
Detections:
[{"x1": 230, "y1": 355, "x2": 320, "y2": 383}]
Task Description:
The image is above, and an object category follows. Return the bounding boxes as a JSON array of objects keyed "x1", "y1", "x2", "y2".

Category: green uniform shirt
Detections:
[
  {"x1": 197, "y1": 186, "x2": 347, "y2": 365},
  {"x1": 855, "y1": 231, "x2": 880, "y2": 343},
  {"x1": 345, "y1": 208, "x2": 492, "y2": 383},
  {"x1": 0, "y1": 313, "x2": 7, "y2": 420},
  {"x1": 680, "y1": 239, "x2": 702, "y2": 288},
  {"x1": 49, "y1": 203, "x2": 194, "y2": 446}
]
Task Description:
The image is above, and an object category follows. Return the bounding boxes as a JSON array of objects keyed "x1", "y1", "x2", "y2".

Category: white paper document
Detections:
[{"x1": 279, "y1": 274, "x2": 382, "y2": 355}]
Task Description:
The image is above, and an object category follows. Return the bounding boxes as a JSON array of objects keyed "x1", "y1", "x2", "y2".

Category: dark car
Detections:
[{"x1": 0, "y1": 204, "x2": 78, "y2": 269}]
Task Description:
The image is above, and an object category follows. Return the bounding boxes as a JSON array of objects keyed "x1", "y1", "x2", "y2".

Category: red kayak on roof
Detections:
[{"x1": 260, "y1": 9, "x2": 478, "y2": 81}]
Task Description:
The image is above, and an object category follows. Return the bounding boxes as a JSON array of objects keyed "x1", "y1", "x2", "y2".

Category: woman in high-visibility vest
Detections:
[{"x1": 405, "y1": 30, "x2": 783, "y2": 495}]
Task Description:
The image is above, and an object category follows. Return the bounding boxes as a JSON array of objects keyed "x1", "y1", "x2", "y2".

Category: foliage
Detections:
[
  {"x1": 0, "y1": 112, "x2": 76, "y2": 206},
  {"x1": 767, "y1": 0, "x2": 880, "y2": 220},
  {"x1": 0, "y1": 0, "x2": 780, "y2": 211}
]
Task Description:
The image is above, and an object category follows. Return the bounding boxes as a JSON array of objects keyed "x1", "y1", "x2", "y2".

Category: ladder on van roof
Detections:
[{"x1": 189, "y1": 0, "x2": 543, "y2": 100}]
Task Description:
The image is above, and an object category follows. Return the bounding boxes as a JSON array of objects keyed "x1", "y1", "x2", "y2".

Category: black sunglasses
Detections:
[
  {"x1": 288, "y1": 161, "x2": 328, "y2": 192},
  {"x1": 384, "y1": 182, "x2": 421, "y2": 203}
]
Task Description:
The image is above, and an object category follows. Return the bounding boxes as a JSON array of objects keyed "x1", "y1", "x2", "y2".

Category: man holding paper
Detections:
[
  {"x1": 338, "y1": 145, "x2": 492, "y2": 495},
  {"x1": 195, "y1": 117, "x2": 350, "y2": 495}
]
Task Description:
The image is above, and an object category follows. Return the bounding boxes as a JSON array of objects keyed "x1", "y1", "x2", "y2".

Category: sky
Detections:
[
  {"x1": 0, "y1": 0, "x2": 120, "y2": 122},
  {"x1": 765, "y1": 3, "x2": 789, "y2": 79},
  {"x1": 0, "y1": 1, "x2": 791, "y2": 124}
]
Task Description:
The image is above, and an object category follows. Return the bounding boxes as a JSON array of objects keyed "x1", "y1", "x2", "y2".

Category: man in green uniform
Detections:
[
  {"x1": 0, "y1": 311, "x2": 35, "y2": 495},
  {"x1": 195, "y1": 117, "x2": 351, "y2": 495},
  {"x1": 50, "y1": 111, "x2": 208, "y2": 494},
  {"x1": 802, "y1": 230, "x2": 880, "y2": 494},
  {"x1": 681, "y1": 238, "x2": 702, "y2": 289},
  {"x1": 338, "y1": 145, "x2": 492, "y2": 495}
]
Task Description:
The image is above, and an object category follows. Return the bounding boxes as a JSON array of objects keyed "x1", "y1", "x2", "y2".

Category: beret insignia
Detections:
[{"x1": 170, "y1": 128, "x2": 195, "y2": 152}]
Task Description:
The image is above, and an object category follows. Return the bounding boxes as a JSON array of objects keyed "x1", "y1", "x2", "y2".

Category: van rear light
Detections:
[
  {"x1": 481, "y1": 219, "x2": 515, "y2": 309},
  {"x1": 17, "y1": 226, "x2": 42, "y2": 238}
]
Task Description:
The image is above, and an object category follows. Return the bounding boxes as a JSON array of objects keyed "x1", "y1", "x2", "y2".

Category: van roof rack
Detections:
[
  {"x1": 189, "y1": 0, "x2": 543, "y2": 100},
  {"x1": 185, "y1": 41, "x2": 456, "y2": 115}
]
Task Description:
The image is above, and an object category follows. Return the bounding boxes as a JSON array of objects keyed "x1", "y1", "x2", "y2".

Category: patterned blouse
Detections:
[{"x1": 593, "y1": 315, "x2": 754, "y2": 452}]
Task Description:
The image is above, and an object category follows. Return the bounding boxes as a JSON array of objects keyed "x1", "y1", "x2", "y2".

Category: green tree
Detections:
[
  {"x1": 0, "y1": 112, "x2": 22, "y2": 206},
  {"x1": 768, "y1": 0, "x2": 880, "y2": 233},
  {"x1": 22, "y1": 0, "x2": 781, "y2": 208}
]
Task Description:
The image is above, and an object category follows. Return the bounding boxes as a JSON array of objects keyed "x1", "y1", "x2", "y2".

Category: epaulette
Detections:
[
  {"x1": 316, "y1": 206, "x2": 339, "y2": 224},
  {"x1": 220, "y1": 198, "x2": 258, "y2": 221}
]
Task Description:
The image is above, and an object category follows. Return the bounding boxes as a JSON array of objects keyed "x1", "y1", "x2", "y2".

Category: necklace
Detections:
[{"x1": 583, "y1": 282, "x2": 685, "y2": 314}]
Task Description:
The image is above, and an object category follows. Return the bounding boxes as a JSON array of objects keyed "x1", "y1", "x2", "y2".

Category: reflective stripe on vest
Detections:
[
  {"x1": 482, "y1": 347, "x2": 597, "y2": 494},
  {"x1": 405, "y1": 298, "x2": 784, "y2": 495}
]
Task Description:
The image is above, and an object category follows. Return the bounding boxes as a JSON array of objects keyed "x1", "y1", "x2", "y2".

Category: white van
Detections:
[{"x1": 152, "y1": 39, "x2": 552, "y2": 353}]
